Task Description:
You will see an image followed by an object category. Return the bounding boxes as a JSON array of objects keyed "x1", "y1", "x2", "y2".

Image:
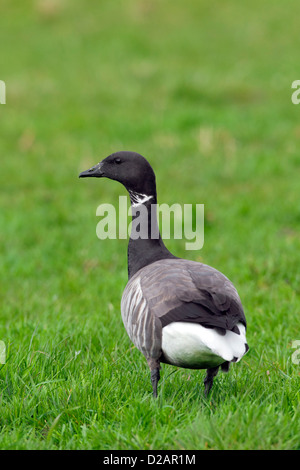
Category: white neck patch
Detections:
[{"x1": 129, "y1": 191, "x2": 154, "y2": 207}]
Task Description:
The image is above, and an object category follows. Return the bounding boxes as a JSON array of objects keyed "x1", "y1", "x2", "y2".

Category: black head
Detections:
[{"x1": 79, "y1": 151, "x2": 156, "y2": 195}]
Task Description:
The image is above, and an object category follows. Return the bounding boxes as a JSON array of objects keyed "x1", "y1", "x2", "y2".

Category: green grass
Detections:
[{"x1": 1, "y1": 0, "x2": 300, "y2": 450}]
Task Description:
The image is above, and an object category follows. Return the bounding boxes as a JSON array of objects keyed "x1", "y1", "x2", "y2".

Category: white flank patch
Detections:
[{"x1": 162, "y1": 321, "x2": 247, "y2": 369}]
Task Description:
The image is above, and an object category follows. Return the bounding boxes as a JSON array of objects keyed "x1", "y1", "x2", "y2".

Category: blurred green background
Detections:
[{"x1": 0, "y1": 0, "x2": 299, "y2": 450}]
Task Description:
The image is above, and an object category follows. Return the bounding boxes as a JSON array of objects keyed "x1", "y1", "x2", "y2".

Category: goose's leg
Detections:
[
  {"x1": 147, "y1": 358, "x2": 161, "y2": 398},
  {"x1": 151, "y1": 368, "x2": 160, "y2": 398},
  {"x1": 204, "y1": 366, "x2": 219, "y2": 396}
]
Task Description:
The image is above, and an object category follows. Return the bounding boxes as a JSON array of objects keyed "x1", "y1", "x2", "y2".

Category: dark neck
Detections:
[{"x1": 127, "y1": 190, "x2": 176, "y2": 279}]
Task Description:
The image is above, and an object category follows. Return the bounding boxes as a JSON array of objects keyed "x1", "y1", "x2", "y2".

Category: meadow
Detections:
[{"x1": 0, "y1": 0, "x2": 299, "y2": 450}]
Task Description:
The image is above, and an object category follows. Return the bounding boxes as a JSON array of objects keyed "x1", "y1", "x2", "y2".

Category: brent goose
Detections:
[{"x1": 79, "y1": 151, "x2": 248, "y2": 397}]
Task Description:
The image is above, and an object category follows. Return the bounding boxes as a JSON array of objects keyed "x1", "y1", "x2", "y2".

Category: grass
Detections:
[{"x1": 0, "y1": 0, "x2": 300, "y2": 450}]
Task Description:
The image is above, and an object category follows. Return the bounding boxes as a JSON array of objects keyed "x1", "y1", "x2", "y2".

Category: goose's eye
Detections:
[{"x1": 115, "y1": 158, "x2": 122, "y2": 164}]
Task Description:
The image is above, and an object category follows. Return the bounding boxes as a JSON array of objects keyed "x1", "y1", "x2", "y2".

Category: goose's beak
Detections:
[{"x1": 79, "y1": 161, "x2": 104, "y2": 178}]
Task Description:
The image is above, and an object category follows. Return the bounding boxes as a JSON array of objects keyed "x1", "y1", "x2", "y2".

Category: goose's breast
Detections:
[{"x1": 121, "y1": 275, "x2": 162, "y2": 360}]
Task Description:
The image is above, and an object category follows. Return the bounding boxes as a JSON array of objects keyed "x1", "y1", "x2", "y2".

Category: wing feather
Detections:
[{"x1": 140, "y1": 259, "x2": 246, "y2": 333}]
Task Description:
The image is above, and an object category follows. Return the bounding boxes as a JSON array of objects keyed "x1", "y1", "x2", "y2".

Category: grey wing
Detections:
[{"x1": 140, "y1": 259, "x2": 246, "y2": 335}]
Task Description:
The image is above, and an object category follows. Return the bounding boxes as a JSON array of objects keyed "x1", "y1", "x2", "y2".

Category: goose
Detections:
[{"x1": 79, "y1": 151, "x2": 248, "y2": 397}]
